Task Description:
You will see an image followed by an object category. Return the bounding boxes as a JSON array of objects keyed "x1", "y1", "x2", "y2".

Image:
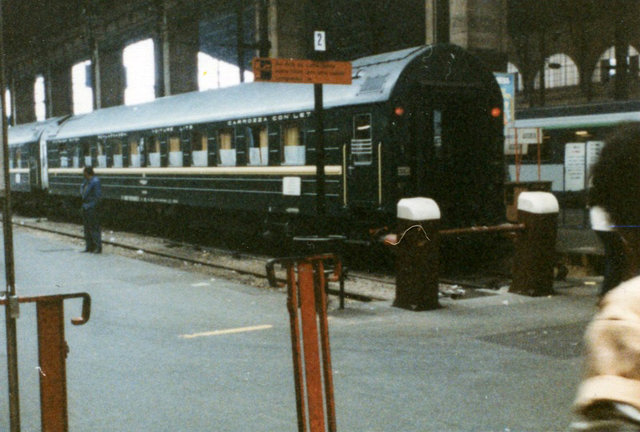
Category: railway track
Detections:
[
  {"x1": 10, "y1": 214, "x2": 505, "y2": 303},
  {"x1": 10, "y1": 216, "x2": 395, "y2": 303}
]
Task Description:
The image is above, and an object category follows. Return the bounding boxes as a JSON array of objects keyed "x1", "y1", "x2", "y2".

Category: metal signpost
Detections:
[
  {"x1": 0, "y1": 2, "x2": 22, "y2": 430},
  {"x1": 252, "y1": 39, "x2": 352, "y2": 223}
]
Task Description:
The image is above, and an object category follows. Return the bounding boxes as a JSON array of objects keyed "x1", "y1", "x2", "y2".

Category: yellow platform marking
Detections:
[{"x1": 180, "y1": 324, "x2": 273, "y2": 339}]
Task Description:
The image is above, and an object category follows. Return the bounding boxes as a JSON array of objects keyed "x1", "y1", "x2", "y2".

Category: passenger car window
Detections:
[
  {"x1": 147, "y1": 136, "x2": 161, "y2": 167},
  {"x1": 129, "y1": 137, "x2": 142, "y2": 167},
  {"x1": 59, "y1": 143, "x2": 69, "y2": 168},
  {"x1": 218, "y1": 129, "x2": 235, "y2": 166},
  {"x1": 191, "y1": 130, "x2": 208, "y2": 167},
  {"x1": 97, "y1": 141, "x2": 107, "y2": 168},
  {"x1": 247, "y1": 126, "x2": 268, "y2": 166},
  {"x1": 82, "y1": 140, "x2": 92, "y2": 167},
  {"x1": 109, "y1": 139, "x2": 123, "y2": 168},
  {"x1": 168, "y1": 135, "x2": 183, "y2": 167},
  {"x1": 282, "y1": 124, "x2": 304, "y2": 165}
]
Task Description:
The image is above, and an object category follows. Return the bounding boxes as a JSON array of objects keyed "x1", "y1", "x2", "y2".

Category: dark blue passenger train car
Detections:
[
  {"x1": 13, "y1": 44, "x2": 505, "y2": 239},
  {"x1": 7, "y1": 117, "x2": 61, "y2": 194}
]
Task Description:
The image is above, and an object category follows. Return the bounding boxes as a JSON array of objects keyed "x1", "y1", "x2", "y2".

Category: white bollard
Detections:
[{"x1": 511, "y1": 192, "x2": 559, "y2": 296}]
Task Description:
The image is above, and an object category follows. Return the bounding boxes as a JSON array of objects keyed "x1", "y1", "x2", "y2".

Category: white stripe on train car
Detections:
[{"x1": 48, "y1": 165, "x2": 343, "y2": 176}]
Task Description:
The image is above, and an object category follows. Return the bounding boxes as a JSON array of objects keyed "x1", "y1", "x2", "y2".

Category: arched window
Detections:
[
  {"x1": 124, "y1": 39, "x2": 156, "y2": 105},
  {"x1": 507, "y1": 63, "x2": 524, "y2": 91},
  {"x1": 198, "y1": 52, "x2": 254, "y2": 91},
  {"x1": 34, "y1": 75, "x2": 46, "y2": 121},
  {"x1": 5, "y1": 88, "x2": 12, "y2": 124},
  {"x1": 72, "y1": 60, "x2": 93, "y2": 115},
  {"x1": 592, "y1": 45, "x2": 640, "y2": 83},
  {"x1": 534, "y1": 53, "x2": 579, "y2": 89}
]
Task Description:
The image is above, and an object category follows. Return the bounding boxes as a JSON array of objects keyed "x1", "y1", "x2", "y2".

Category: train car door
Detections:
[
  {"x1": 393, "y1": 91, "x2": 437, "y2": 202},
  {"x1": 346, "y1": 113, "x2": 378, "y2": 206},
  {"x1": 407, "y1": 86, "x2": 494, "y2": 226},
  {"x1": 29, "y1": 150, "x2": 39, "y2": 190}
]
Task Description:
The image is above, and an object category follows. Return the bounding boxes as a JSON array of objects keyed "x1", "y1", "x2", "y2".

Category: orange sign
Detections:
[{"x1": 252, "y1": 58, "x2": 352, "y2": 85}]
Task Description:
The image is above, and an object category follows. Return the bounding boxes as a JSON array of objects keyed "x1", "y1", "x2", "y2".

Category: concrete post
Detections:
[
  {"x1": 155, "y1": 14, "x2": 199, "y2": 98},
  {"x1": 47, "y1": 65, "x2": 73, "y2": 117},
  {"x1": 393, "y1": 198, "x2": 440, "y2": 311},
  {"x1": 97, "y1": 47, "x2": 125, "y2": 108},
  {"x1": 444, "y1": 0, "x2": 508, "y2": 71},
  {"x1": 268, "y1": 0, "x2": 308, "y2": 59},
  {"x1": 511, "y1": 192, "x2": 559, "y2": 296}
]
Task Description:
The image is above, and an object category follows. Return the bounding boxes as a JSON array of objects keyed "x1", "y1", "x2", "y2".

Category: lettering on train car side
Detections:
[
  {"x1": 226, "y1": 111, "x2": 312, "y2": 126},
  {"x1": 121, "y1": 195, "x2": 178, "y2": 204},
  {"x1": 151, "y1": 127, "x2": 175, "y2": 134},
  {"x1": 97, "y1": 132, "x2": 127, "y2": 139},
  {"x1": 226, "y1": 116, "x2": 268, "y2": 126}
]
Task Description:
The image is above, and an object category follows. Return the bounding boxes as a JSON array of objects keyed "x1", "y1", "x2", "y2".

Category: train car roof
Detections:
[
  {"x1": 8, "y1": 117, "x2": 63, "y2": 146},
  {"x1": 514, "y1": 111, "x2": 640, "y2": 130},
  {"x1": 49, "y1": 46, "x2": 437, "y2": 140}
]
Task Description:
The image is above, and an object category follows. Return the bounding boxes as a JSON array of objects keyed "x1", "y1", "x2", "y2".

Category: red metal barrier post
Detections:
[
  {"x1": 390, "y1": 198, "x2": 441, "y2": 311},
  {"x1": 511, "y1": 192, "x2": 559, "y2": 296},
  {"x1": 282, "y1": 254, "x2": 337, "y2": 432},
  {"x1": 1, "y1": 293, "x2": 91, "y2": 432}
]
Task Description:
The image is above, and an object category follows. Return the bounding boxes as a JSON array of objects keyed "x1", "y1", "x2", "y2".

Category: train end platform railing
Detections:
[
  {"x1": 268, "y1": 254, "x2": 338, "y2": 432},
  {"x1": 0, "y1": 292, "x2": 91, "y2": 432},
  {"x1": 385, "y1": 192, "x2": 559, "y2": 310}
]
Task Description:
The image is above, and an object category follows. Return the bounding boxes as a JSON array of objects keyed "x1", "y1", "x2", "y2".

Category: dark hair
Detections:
[
  {"x1": 83, "y1": 166, "x2": 95, "y2": 176},
  {"x1": 590, "y1": 122, "x2": 640, "y2": 227}
]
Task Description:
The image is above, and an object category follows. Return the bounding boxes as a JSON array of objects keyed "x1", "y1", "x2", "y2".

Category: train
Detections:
[
  {"x1": 8, "y1": 44, "x2": 506, "y2": 243},
  {"x1": 510, "y1": 101, "x2": 640, "y2": 225}
]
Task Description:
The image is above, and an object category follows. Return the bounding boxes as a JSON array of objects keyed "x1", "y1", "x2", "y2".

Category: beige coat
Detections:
[{"x1": 574, "y1": 275, "x2": 640, "y2": 413}]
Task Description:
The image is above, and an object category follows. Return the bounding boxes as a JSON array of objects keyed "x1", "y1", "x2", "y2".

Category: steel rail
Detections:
[
  {"x1": 11, "y1": 219, "x2": 382, "y2": 302},
  {"x1": 439, "y1": 223, "x2": 525, "y2": 236}
]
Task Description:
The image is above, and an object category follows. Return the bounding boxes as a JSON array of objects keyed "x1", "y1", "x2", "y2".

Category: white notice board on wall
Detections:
[
  {"x1": 564, "y1": 143, "x2": 586, "y2": 191},
  {"x1": 586, "y1": 141, "x2": 605, "y2": 183}
]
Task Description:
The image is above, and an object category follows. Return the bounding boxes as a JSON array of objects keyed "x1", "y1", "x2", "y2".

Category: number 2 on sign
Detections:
[{"x1": 314, "y1": 31, "x2": 326, "y2": 52}]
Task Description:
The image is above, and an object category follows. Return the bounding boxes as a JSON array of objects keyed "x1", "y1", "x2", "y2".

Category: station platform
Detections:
[
  {"x1": 558, "y1": 226, "x2": 602, "y2": 256},
  {"x1": 557, "y1": 226, "x2": 605, "y2": 274},
  {"x1": 0, "y1": 227, "x2": 600, "y2": 431}
]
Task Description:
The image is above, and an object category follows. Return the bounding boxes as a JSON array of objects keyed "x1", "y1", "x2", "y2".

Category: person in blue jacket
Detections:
[{"x1": 81, "y1": 166, "x2": 102, "y2": 253}]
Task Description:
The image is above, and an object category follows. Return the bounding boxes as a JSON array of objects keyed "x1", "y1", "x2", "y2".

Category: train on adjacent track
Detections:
[
  {"x1": 7, "y1": 44, "x2": 506, "y2": 244},
  {"x1": 510, "y1": 101, "x2": 640, "y2": 225}
]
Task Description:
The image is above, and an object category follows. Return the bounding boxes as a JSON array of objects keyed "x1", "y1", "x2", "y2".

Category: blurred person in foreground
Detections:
[
  {"x1": 589, "y1": 205, "x2": 627, "y2": 297},
  {"x1": 572, "y1": 122, "x2": 640, "y2": 431}
]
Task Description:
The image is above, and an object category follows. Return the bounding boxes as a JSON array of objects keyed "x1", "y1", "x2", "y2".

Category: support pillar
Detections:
[
  {"x1": 268, "y1": 0, "x2": 308, "y2": 58},
  {"x1": 13, "y1": 76, "x2": 36, "y2": 124},
  {"x1": 155, "y1": 14, "x2": 199, "y2": 97},
  {"x1": 97, "y1": 47, "x2": 125, "y2": 108},
  {"x1": 47, "y1": 65, "x2": 73, "y2": 118},
  {"x1": 426, "y1": 0, "x2": 450, "y2": 45},
  {"x1": 427, "y1": 0, "x2": 508, "y2": 71}
]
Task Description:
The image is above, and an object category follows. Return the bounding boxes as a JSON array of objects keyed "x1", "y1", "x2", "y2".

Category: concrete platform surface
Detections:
[{"x1": 0, "y1": 229, "x2": 600, "y2": 431}]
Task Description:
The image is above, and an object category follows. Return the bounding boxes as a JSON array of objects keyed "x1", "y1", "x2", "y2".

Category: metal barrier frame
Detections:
[
  {"x1": 270, "y1": 254, "x2": 338, "y2": 432},
  {"x1": 1, "y1": 293, "x2": 91, "y2": 432}
]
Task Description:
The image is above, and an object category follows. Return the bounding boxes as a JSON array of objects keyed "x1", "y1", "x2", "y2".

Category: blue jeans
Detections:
[{"x1": 82, "y1": 207, "x2": 102, "y2": 252}]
